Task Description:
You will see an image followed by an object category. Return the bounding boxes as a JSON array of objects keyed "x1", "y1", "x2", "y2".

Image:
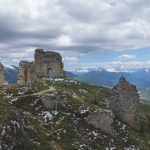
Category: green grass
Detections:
[
  {"x1": 45, "y1": 79, "x2": 110, "y2": 108},
  {"x1": 139, "y1": 103, "x2": 150, "y2": 137},
  {"x1": 3, "y1": 82, "x2": 49, "y2": 96},
  {"x1": 0, "y1": 79, "x2": 150, "y2": 149}
]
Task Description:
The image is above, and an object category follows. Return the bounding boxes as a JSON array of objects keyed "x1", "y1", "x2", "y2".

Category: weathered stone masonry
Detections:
[
  {"x1": 18, "y1": 49, "x2": 65, "y2": 84},
  {"x1": 34, "y1": 49, "x2": 64, "y2": 79},
  {"x1": 110, "y1": 77, "x2": 139, "y2": 128},
  {"x1": 86, "y1": 77, "x2": 140, "y2": 136},
  {"x1": 18, "y1": 61, "x2": 36, "y2": 84},
  {"x1": 0, "y1": 63, "x2": 5, "y2": 85}
]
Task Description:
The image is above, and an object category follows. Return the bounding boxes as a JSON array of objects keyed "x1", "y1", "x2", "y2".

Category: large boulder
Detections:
[{"x1": 86, "y1": 109, "x2": 115, "y2": 135}]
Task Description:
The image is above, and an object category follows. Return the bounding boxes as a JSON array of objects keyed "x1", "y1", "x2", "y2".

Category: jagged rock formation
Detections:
[
  {"x1": 0, "y1": 63, "x2": 5, "y2": 85},
  {"x1": 110, "y1": 77, "x2": 139, "y2": 128},
  {"x1": 86, "y1": 109, "x2": 114, "y2": 135},
  {"x1": 18, "y1": 49, "x2": 65, "y2": 84}
]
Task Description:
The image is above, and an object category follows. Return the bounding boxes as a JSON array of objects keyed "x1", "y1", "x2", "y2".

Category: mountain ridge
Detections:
[
  {"x1": 73, "y1": 69, "x2": 150, "y2": 88},
  {"x1": 3, "y1": 64, "x2": 150, "y2": 89}
]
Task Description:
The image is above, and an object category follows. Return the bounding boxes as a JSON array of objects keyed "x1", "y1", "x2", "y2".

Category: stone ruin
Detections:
[
  {"x1": 110, "y1": 76, "x2": 139, "y2": 128},
  {"x1": 34, "y1": 49, "x2": 64, "y2": 79},
  {"x1": 86, "y1": 77, "x2": 140, "y2": 136},
  {"x1": 18, "y1": 49, "x2": 65, "y2": 84},
  {"x1": 0, "y1": 63, "x2": 5, "y2": 85},
  {"x1": 18, "y1": 61, "x2": 36, "y2": 84}
]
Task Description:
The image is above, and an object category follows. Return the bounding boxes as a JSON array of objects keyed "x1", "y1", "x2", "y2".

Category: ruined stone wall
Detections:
[
  {"x1": 18, "y1": 49, "x2": 65, "y2": 84},
  {"x1": 110, "y1": 77, "x2": 139, "y2": 128},
  {"x1": 18, "y1": 61, "x2": 36, "y2": 84},
  {"x1": 34, "y1": 49, "x2": 64, "y2": 79},
  {"x1": 0, "y1": 63, "x2": 5, "y2": 85}
]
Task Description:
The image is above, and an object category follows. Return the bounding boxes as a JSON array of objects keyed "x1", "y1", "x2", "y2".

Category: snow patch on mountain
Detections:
[
  {"x1": 145, "y1": 68, "x2": 149, "y2": 73},
  {"x1": 3, "y1": 64, "x2": 15, "y2": 70}
]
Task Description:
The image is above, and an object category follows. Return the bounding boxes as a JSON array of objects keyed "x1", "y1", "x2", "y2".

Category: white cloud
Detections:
[
  {"x1": 0, "y1": 0, "x2": 150, "y2": 68},
  {"x1": 106, "y1": 67, "x2": 117, "y2": 72},
  {"x1": 0, "y1": 0, "x2": 150, "y2": 54},
  {"x1": 116, "y1": 54, "x2": 137, "y2": 60},
  {"x1": 55, "y1": 35, "x2": 73, "y2": 46},
  {"x1": 63, "y1": 56, "x2": 79, "y2": 64},
  {"x1": 77, "y1": 61, "x2": 150, "y2": 72}
]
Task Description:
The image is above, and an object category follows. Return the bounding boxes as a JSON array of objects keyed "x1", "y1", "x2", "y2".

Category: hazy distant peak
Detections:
[
  {"x1": 145, "y1": 68, "x2": 149, "y2": 73},
  {"x1": 3, "y1": 64, "x2": 15, "y2": 70}
]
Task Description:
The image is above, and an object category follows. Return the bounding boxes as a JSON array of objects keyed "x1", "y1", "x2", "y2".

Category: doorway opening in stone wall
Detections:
[{"x1": 48, "y1": 68, "x2": 53, "y2": 79}]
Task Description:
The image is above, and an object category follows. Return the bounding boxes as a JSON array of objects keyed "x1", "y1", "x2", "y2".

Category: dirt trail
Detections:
[
  {"x1": 17, "y1": 81, "x2": 55, "y2": 98},
  {"x1": 31, "y1": 86, "x2": 55, "y2": 96}
]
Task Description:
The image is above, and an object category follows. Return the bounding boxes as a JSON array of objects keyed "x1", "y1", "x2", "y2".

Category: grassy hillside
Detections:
[{"x1": 0, "y1": 79, "x2": 150, "y2": 149}]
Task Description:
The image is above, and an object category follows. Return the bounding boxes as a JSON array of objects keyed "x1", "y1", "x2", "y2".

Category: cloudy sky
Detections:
[{"x1": 0, "y1": 0, "x2": 150, "y2": 71}]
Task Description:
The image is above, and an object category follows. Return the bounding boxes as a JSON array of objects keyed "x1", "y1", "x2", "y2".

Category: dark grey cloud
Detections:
[{"x1": 0, "y1": 0, "x2": 150, "y2": 63}]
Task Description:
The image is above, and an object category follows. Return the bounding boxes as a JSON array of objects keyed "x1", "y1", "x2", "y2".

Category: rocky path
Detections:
[
  {"x1": 16, "y1": 82, "x2": 56, "y2": 98},
  {"x1": 31, "y1": 86, "x2": 55, "y2": 96}
]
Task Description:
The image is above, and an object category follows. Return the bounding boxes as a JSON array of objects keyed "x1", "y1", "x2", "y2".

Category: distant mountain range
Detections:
[
  {"x1": 3, "y1": 65, "x2": 150, "y2": 89},
  {"x1": 68, "y1": 68, "x2": 150, "y2": 102},
  {"x1": 67, "y1": 68, "x2": 150, "y2": 88},
  {"x1": 3, "y1": 65, "x2": 19, "y2": 84},
  {"x1": 3, "y1": 65, "x2": 150, "y2": 103}
]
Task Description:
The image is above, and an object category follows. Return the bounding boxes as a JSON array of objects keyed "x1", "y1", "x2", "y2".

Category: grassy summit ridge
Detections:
[{"x1": 0, "y1": 79, "x2": 150, "y2": 150}]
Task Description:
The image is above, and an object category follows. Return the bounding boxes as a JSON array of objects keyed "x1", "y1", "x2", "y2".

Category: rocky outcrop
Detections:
[
  {"x1": 39, "y1": 92, "x2": 72, "y2": 110},
  {"x1": 0, "y1": 63, "x2": 5, "y2": 85},
  {"x1": 86, "y1": 109, "x2": 114, "y2": 135},
  {"x1": 0, "y1": 112, "x2": 37, "y2": 149},
  {"x1": 40, "y1": 93, "x2": 61, "y2": 110},
  {"x1": 110, "y1": 77, "x2": 139, "y2": 128},
  {"x1": 18, "y1": 49, "x2": 65, "y2": 84}
]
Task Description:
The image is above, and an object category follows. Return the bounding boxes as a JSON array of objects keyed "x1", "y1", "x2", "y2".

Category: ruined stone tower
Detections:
[
  {"x1": 0, "y1": 63, "x2": 5, "y2": 85},
  {"x1": 110, "y1": 77, "x2": 139, "y2": 128},
  {"x1": 18, "y1": 49, "x2": 65, "y2": 84},
  {"x1": 18, "y1": 61, "x2": 36, "y2": 84},
  {"x1": 34, "y1": 49, "x2": 64, "y2": 79}
]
